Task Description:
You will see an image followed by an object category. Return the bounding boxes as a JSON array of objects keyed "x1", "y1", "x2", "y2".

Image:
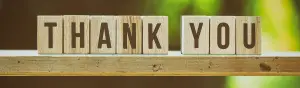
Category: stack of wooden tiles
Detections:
[
  {"x1": 181, "y1": 16, "x2": 261, "y2": 55},
  {"x1": 37, "y1": 15, "x2": 168, "y2": 54}
]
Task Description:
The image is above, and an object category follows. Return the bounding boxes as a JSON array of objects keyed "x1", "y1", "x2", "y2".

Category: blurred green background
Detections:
[
  {"x1": 145, "y1": 0, "x2": 300, "y2": 88},
  {"x1": 144, "y1": 0, "x2": 300, "y2": 52}
]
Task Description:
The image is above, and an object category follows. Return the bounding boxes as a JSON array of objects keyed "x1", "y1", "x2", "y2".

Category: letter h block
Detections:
[{"x1": 63, "y1": 15, "x2": 90, "y2": 54}]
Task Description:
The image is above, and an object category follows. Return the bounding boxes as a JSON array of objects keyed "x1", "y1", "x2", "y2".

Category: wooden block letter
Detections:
[
  {"x1": 37, "y1": 16, "x2": 63, "y2": 54},
  {"x1": 64, "y1": 15, "x2": 89, "y2": 54},
  {"x1": 236, "y1": 16, "x2": 261, "y2": 54},
  {"x1": 142, "y1": 16, "x2": 168, "y2": 54},
  {"x1": 90, "y1": 16, "x2": 116, "y2": 54},
  {"x1": 117, "y1": 16, "x2": 142, "y2": 54},
  {"x1": 210, "y1": 16, "x2": 235, "y2": 54},
  {"x1": 181, "y1": 16, "x2": 210, "y2": 54}
]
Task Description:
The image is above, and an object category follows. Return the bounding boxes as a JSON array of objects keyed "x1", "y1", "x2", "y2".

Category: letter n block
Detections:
[
  {"x1": 236, "y1": 16, "x2": 261, "y2": 54},
  {"x1": 210, "y1": 16, "x2": 235, "y2": 54},
  {"x1": 142, "y1": 16, "x2": 168, "y2": 54},
  {"x1": 181, "y1": 16, "x2": 210, "y2": 54},
  {"x1": 37, "y1": 16, "x2": 63, "y2": 54},
  {"x1": 90, "y1": 16, "x2": 116, "y2": 54},
  {"x1": 63, "y1": 15, "x2": 90, "y2": 54},
  {"x1": 116, "y1": 16, "x2": 142, "y2": 54}
]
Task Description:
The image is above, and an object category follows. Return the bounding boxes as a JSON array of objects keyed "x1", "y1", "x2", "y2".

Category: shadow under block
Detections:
[
  {"x1": 63, "y1": 15, "x2": 90, "y2": 54},
  {"x1": 142, "y1": 16, "x2": 168, "y2": 54},
  {"x1": 90, "y1": 16, "x2": 116, "y2": 54},
  {"x1": 37, "y1": 16, "x2": 63, "y2": 54},
  {"x1": 181, "y1": 16, "x2": 210, "y2": 54},
  {"x1": 117, "y1": 16, "x2": 142, "y2": 54},
  {"x1": 236, "y1": 16, "x2": 261, "y2": 54},
  {"x1": 210, "y1": 16, "x2": 236, "y2": 54}
]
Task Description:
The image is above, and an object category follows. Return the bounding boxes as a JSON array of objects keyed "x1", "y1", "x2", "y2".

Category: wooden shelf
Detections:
[{"x1": 0, "y1": 50, "x2": 300, "y2": 76}]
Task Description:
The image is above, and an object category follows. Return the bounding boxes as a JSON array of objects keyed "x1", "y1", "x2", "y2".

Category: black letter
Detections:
[
  {"x1": 217, "y1": 23, "x2": 229, "y2": 49},
  {"x1": 44, "y1": 22, "x2": 57, "y2": 48},
  {"x1": 123, "y1": 23, "x2": 136, "y2": 49},
  {"x1": 98, "y1": 23, "x2": 112, "y2": 48},
  {"x1": 71, "y1": 22, "x2": 85, "y2": 48},
  {"x1": 243, "y1": 23, "x2": 256, "y2": 49},
  {"x1": 148, "y1": 23, "x2": 161, "y2": 49},
  {"x1": 189, "y1": 23, "x2": 203, "y2": 48}
]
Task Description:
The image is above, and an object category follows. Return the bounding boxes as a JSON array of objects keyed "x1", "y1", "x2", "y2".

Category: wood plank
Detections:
[
  {"x1": 142, "y1": 16, "x2": 168, "y2": 54},
  {"x1": 0, "y1": 51, "x2": 300, "y2": 76},
  {"x1": 37, "y1": 16, "x2": 63, "y2": 54},
  {"x1": 90, "y1": 16, "x2": 116, "y2": 54},
  {"x1": 2, "y1": 72, "x2": 300, "y2": 76},
  {"x1": 181, "y1": 16, "x2": 210, "y2": 55},
  {"x1": 210, "y1": 16, "x2": 236, "y2": 54},
  {"x1": 236, "y1": 16, "x2": 261, "y2": 55},
  {"x1": 116, "y1": 16, "x2": 142, "y2": 54},
  {"x1": 63, "y1": 15, "x2": 90, "y2": 54}
]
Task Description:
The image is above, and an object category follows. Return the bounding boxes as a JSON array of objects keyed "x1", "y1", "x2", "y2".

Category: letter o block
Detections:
[{"x1": 210, "y1": 16, "x2": 236, "y2": 54}]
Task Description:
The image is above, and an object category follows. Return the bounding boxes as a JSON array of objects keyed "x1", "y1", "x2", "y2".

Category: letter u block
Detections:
[{"x1": 236, "y1": 16, "x2": 261, "y2": 54}]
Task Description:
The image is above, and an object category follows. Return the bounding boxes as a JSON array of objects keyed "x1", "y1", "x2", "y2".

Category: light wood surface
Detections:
[
  {"x1": 63, "y1": 15, "x2": 90, "y2": 54},
  {"x1": 142, "y1": 16, "x2": 168, "y2": 54},
  {"x1": 181, "y1": 16, "x2": 210, "y2": 54},
  {"x1": 236, "y1": 16, "x2": 261, "y2": 54},
  {"x1": 117, "y1": 16, "x2": 142, "y2": 54},
  {"x1": 90, "y1": 16, "x2": 116, "y2": 54},
  {"x1": 37, "y1": 16, "x2": 63, "y2": 54},
  {"x1": 1, "y1": 50, "x2": 300, "y2": 76},
  {"x1": 210, "y1": 16, "x2": 236, "y2": 54}
]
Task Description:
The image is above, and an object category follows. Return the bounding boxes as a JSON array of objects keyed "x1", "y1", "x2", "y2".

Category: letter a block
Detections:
[
  {"x1": 142, "y1": 16, "x2": 168, "y2": 54},
  {"x1": 236, "y1": 16, "x2": 261, "y2": 54},
  {"x1": 181, "y1": 16, "x2": 210, "y2": 54},
  {"x1": 63, "y1": 15, "x2": 90, "y2": 54},
  {"x1": 90, "y1": 16, "x2": 116, "y2": 54},
  {"x1": 37, "y1": 16, "x2": 63, "y2": 54},
  {"x1": 117, "y1": 16, "x2": 142, "y2": 54},
  {"x1": 210, "y1": 16, "x2": 235, "y2": 54}
]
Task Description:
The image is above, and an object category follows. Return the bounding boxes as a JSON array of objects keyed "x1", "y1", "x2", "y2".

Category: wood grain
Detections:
[
  {"x1": 116, "y1": 16, "x2": 142, "y2": 54},
  {"x1": 181, "y1": 16, "x2": 210, "y2": 55},
  {"x1": 142, "y1": 16, "x2": 168, "y2": 54},
  {"x1": 210, "y1": 16, "x2": 236, "y2": 54},
  {"x1": 236, "y1": 16, "x2": 261, "y2": 54},
  {"x1": 37, "y1": 16, "x2": 63, "y2": 54},
  {"x1": 0, "y1": 54, "x2": 300, "y2": 76},
  {"x1": 63, "y1": 15, "x2": 90, "y2": 54},
  {"x1": 90, "y1": 16, "x2": 116, "y2": 54}
]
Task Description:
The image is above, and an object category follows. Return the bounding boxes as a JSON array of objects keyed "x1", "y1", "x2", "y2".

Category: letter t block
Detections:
[{"x1": 37, "y1": 15, "x2": 63, "y2": 54}]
